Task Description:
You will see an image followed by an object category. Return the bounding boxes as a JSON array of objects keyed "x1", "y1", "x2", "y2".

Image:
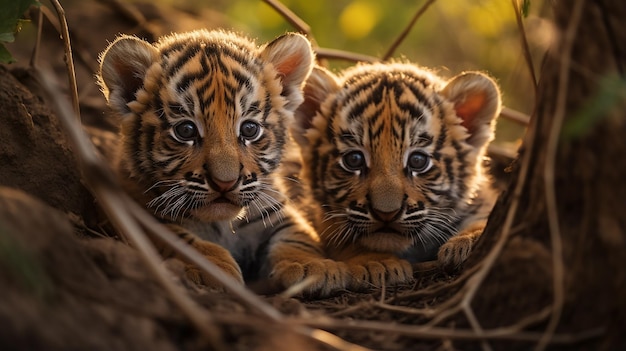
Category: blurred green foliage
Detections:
[
  {"x1": 0, "y1": 0, "x2": 40, "y2": 63},
  {"x1": 178, "y1": 0, "x2": 550, "y2": 142},
  {"x1": 562, "y1": 74, "x2": 626, "y2": 140}
]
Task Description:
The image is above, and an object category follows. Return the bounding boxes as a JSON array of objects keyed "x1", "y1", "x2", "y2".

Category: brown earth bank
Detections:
[{"x1": 0, "y1": 1, "x2": 624, "y2": 350}]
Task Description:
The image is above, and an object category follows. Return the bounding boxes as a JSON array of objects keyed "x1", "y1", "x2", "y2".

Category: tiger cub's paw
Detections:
[
  {"x1": 346, "y1": 254, "x2": 413, "y2": 290},
  {"x1": 437, "y1": 226, "x2": 483, "y2": 272},
  {"x1": 270, "y1": 258, "x2": 349, "y2": 297},
  {"x1": 185, "y1": 241, "x2": 244, "y2": 288}
]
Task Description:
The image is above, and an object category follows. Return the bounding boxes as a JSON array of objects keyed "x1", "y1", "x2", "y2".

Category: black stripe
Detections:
[
  {"x1": 279, "y1": 238, "x2": 322, "y2": 255},
  {"x1": 432, "y1": 122, "x2": 447, "y2": 160},
  {"x1": 165, "y1": 45, "x2": 199, "y2": 77}
]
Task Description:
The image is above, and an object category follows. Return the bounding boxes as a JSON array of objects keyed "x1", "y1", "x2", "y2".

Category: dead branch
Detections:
[
  {"x1": 382, "y1": 0, "x2": 437, "y2": 61},
  {"x1": 316, "y1": 47, "x2": 379, "y2": 63},
  {"x1": 512, "y1": 0, "x2": 538, "y2": 95},
  {"x1": 261, "y1": 0, "x2": 317, "y2": 47},
  {"x1": 47, "y1": 0, "x2": 80, "y2": 120}
]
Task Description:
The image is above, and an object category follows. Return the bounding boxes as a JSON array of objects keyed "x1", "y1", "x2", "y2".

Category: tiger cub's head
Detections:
[
  {"x1": 294, "y1": 63, "x2": 501, "y2": 255},
  {"x1": 98, "y1": 30, "x2": 313, "y2": 222}
]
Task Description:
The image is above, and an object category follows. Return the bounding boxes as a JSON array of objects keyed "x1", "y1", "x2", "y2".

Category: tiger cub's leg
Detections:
[
  {"x1": 163, "y1": 224, "x2": 243, "y2": 287},
  {"x1": 437, "y1": 220, "x2": 486, "y2": 271},
  {"x1": 267, "y1": 206, "x2": 349, "y2": 296}
]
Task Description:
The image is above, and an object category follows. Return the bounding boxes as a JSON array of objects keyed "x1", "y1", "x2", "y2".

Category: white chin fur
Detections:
[{"x1": 192, "y1": 203, "x2": 244, "y2": 222}]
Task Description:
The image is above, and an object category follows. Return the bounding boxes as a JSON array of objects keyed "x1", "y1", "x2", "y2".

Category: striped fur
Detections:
[
  {"x1": 98, "y1": 30, "x2": 348, "y2": 296},
  {"x1": 293, "y1": 63, "x2": 501, "y2": 288}
]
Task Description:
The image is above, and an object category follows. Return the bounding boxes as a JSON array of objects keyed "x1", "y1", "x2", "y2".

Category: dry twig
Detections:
[
  {"x1": 261, "y1": 0, "x2": 315, "y2": 45},
  {"x1": 47, "y1": 0, "x2": 80, "y2": 119},
  {"x1": 512, "y1": 0, "x2": 539, "y2": 95},
  {"x1": 382, "y1": 0, "x2": 437, "y2": 61}
]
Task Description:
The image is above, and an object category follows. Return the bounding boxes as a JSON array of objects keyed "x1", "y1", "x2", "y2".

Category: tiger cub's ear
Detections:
[
  {"x1": 440, "y1": 72, "x2": 502, "y2": 149},
  {"x1": 98, "y1": 36, "x2": 159, "y2": 115},
  {"x1": 261, "y1": 33, "x2": 314, "y2": 112},
  {"x1": 292, "y1": 66, "x2": 340, "y2": 146}
]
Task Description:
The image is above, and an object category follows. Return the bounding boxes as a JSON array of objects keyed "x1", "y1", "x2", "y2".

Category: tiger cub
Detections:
[
  {"x1": 292, "y1": 63, "x2": 501, "y2": 288},
  {"x1": 97, "y1": 29, "x2": 348, "y2": 296}
]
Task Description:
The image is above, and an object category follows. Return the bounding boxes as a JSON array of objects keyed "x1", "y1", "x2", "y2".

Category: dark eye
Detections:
[
  {"x1": 341, "y1": 151, "x2": 366, "y2": 171},
  {"x1": 173, "y1": 120, "x2": 198, "y2": 142},
  {"x1": 240, "y1": 120, "x2": 261, "y2": 141},
  {"x1": 408, "y1": 151, "x2": 431, "y2": 173}
]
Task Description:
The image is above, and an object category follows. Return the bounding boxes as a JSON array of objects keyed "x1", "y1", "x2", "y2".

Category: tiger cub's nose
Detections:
[
  {"x1": 372, "y1": 208, "x2": 401, "y2": 223},
  {"x1": 210, "y1": 177, "x2": 238, "y2": 192}
]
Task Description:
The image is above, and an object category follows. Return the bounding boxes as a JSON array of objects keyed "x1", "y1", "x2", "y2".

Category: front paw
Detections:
[
  {"x1": 185, "y1": 242, "x2": 244, "y2": 288},
  {"x1": 270, "y1": 258, "x2": 349, "y2": 297},
  {"x1": 437, "y1": 228, "x2": 481, "y2": 271},
  {"x1": 184, "y1": 260, "x2": 243, "y2": 288},
  {"x1": 346, "y1": 254, "x2": 413, "y2": 290}
]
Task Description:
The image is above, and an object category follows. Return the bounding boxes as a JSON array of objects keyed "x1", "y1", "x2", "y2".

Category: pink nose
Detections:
[
  {"x1": 212, "y1": 178, "x2": 237, "y2": 192},
  {"x1": 372, "y1": 208, "x2": 400, "y2": 222}
]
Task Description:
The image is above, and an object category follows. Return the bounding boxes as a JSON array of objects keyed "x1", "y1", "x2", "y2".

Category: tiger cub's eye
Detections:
[
  {"x1": 408, "y1": 151, "x2": 431, "y2": 174},
  {"x1": 240, "y1": 120, "x2": 261, "y2": 141},
  {"x1": 173, "y1": 120, "x2": 198, "y2": 142},
  {"x1": 341, "y1": 151, "x2": 366, "y2": 171}
]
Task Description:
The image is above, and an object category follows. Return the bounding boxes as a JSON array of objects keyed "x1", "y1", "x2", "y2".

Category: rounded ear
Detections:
[
  {"x1": 292, "y1": 66, "x2": 340, "y2": 146},
  {"x1": 260, "y1": 32, "x2": 314, "y2": 112},
  {"x1": 440, "y1": 72, "x2": 502, "y2": 148},
  {"x1": 97, "y1": 36, "x2": 159, "y2": 115}
]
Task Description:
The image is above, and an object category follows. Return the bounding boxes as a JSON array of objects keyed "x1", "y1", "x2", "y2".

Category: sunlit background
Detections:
[
  {"x1": 11, "y1": 0, "x2": 553, "y2": 144},
  {"x1": 141, "y1": 0, "x2": 552, "y2": 144}
]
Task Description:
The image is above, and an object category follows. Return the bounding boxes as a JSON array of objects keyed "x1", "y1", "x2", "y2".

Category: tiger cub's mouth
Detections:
[{"x1": 191, "y1": 198, "x2": 244, "y2": 222}]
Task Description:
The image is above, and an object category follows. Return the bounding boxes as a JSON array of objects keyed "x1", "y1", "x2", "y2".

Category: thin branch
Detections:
[
  {"x1": 261, "y1": 0, "x2": 316, "y2": 46},
  {"x1": 512, "y1": 0, "x2": 538, "y2": 95},
  {"x1": 500, "y1": 106, "x2": 531, "y2": 125},
  {"x1": 463, "y1": 304, "x2": 492, "y2": 351},
  {"x1": 316, "y1": 48, "x2": 379, "y2": 63},
  {"x1": 48, "y1": 0, "x2": 80, "y2": 120},
  {"x1": 536, "y1": 0, "x2": 586, "y2": 350},
  {"x1": 383, "y1": 0, "x2": 437, "y2": 60}
]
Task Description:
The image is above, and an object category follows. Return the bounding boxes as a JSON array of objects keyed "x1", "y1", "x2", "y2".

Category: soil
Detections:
[{"x1": 0, "y1": 1, "x2": 624, "y2": 351}]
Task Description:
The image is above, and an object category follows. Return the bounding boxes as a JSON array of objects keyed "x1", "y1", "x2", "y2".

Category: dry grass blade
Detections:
[
  {"x1": 382, "y1": 0, "x2": 437, "y2": 61},
  {"x1": 34, "y1": 69, "x2": 227, "y2": 350},
  {"x1": 536, "y1": 0, "x2": 586, "y2": 350},
  {"x1": 48, "y1": 0, "x2": 80, "y2": 120},
  {"x1": 29, "y1": 8, "x2": 43, "y2": 67},
  {"x1": 128, "y1": 199, "x2": 284, "y2": 322}
]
